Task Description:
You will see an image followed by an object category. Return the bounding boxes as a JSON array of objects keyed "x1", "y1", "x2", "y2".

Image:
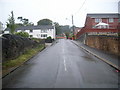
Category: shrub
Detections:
[
  {"x1": 45, "y1": 36, "x2": 52, "y2": 43},
  {"x1": 15, "y1": 32, "x2": 29, "y2": 38},
  {"x1": 46, "y1": 36, "x2": 52, "y2": 39}
]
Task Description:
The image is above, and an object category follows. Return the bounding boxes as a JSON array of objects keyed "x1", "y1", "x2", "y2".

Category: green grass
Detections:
[{"x1": 2, "y1": 44, "x2": 45, "y2": 76}]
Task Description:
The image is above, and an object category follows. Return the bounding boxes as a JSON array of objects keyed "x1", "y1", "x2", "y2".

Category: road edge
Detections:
[
  {"x1": 2, "y1": 46, "x2": 46, "y2": 79},
  {"x1": 71, "y1": 40, "x2": 120, "y2": 71}
]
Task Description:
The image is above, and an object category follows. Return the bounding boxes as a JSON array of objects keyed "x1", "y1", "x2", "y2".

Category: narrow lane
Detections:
[{"x1": 3, "y1": 39, "x2": 118, "y2": 88}]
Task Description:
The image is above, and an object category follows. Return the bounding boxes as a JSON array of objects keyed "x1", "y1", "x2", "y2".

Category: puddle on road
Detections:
[{"x1": 81, "y1": 56, "x2": 97, "y2": 62}]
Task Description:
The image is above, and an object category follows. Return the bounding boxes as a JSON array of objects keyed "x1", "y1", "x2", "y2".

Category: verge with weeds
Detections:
[{"x1": 2, "y1": 44, "x2": 45, "y2": 76}]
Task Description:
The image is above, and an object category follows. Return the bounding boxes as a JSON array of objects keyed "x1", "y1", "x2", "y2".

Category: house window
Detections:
[
  {"x1": 109, "y1": 18, "x2": 114, "y2": 22},
  {"x1": 95, "y1": 18, "x2": 101, "y2": 23},
  {"x1": 118, "y1": 19, "x2": 120, "y2": 22},
  {"x1": 41, "y1": 34, "x2": 47, "y2": 37},
  {"x1": 41, "y1": 30, "x2": 47, "y2": 33},
  {"x1": 30, "y1": 29, "x2": 33, "y2": 33},
  {"x1": 37, "y1": 34, "x2": 41, "y2": 37}
]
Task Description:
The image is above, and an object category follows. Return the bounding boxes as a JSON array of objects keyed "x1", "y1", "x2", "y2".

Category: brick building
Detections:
[
  {"x1": 76, "y1": 13, "x2": 119, "y2": 38},
  {"x1": 85, "y1": 13, "x2": 119, "y2": 29},
  {"x1": 76, "y1": 13, "x2": 120, "y2": 55}
]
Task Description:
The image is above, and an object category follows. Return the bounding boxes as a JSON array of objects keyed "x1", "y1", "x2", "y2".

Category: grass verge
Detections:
[{"x1": 2, "y1": 44, "x2": 45, "y2": 77}]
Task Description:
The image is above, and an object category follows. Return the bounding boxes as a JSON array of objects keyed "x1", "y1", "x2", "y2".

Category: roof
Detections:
[
  {"x1": 16, "y1": 25, "x2": 54, "y2": 30},
  {"x1": 87, "y1": 13, "x2": 119, "y2": 18},
  {"x1": 4, "y1": 25, "x2": 54, "y2": 31}
]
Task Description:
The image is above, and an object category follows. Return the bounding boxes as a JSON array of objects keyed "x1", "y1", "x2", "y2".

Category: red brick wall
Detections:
[
  {"x1": 85, "y1": 36, "x2": 120, "y2": 56},
  {"x1": 109, "y1": 18, "x2": 119, "y2": 29},
  {"x1": 85, "y1": 17, "x2": 92, "y2": 28}
]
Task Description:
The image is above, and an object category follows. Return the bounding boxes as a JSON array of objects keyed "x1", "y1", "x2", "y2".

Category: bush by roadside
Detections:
[
  {"x1": 2, "y1": 34, "x2": 47, "y2": 77},
  {"x1": 15, "y1": 32, "x2": 29, "y2": 38},
  {"x1": 31, "y1": 38, "x2": 45, "y2": 44},
  {"x1": 2, "y1": 34, "x2": 41, "y2": 62},
  {"x1": 45, "y1": 36, "x2": 54, "y2": 43},
  {"x1": 2, "y1": 44, "x2": 45, "y2": 77}
]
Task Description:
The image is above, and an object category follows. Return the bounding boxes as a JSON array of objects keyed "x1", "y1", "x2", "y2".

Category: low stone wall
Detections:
[
  {"x1": 85, "y1": 35, "x2": 120, "y2": 56},
  {"x1": 2, "y1": 34, "x2": 41, "y2": 62}
]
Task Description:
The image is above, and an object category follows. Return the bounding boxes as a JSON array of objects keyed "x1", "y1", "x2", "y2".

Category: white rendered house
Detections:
[{"x1": 4, "y1": 25, "x2": 56, "y2": 39}]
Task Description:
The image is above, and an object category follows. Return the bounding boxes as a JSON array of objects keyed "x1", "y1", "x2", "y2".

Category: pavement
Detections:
[{"x1": 71, "y1": 40, "x2": 120, "y2": 71}]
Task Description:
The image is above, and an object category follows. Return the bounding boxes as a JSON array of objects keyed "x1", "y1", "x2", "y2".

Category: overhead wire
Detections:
[
  {"x1": 71, "y1": 0, "x2": 87, "y2": 27},
  {"x1": 73, "y1": 0, "x2": 87, "y2": 15}
]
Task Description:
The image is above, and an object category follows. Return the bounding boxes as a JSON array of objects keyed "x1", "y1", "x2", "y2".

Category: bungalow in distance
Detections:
[{"x1": 4, "y1": 25, "x2": 56, "y2": 39}]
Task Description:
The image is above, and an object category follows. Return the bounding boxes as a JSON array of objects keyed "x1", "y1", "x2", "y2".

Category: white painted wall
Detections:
[
  {"x1": 17, "y1": 28, "x2": 56, "y2": 39},
  {"x1": 32, "y1": 29, "x2": 41, "y2": 38}
]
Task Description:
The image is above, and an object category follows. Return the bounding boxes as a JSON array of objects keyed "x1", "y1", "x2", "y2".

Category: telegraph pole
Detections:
[{"x1": 72, "y1": 15, "x2": 74, "y2": 40}]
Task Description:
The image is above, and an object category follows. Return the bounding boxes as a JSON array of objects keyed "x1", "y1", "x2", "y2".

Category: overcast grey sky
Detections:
[{"x1": 0, "y1": 0, "x2": 119, "y2": 27}]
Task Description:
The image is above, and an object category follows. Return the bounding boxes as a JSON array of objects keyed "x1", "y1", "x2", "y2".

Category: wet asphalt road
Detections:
[{"x1": 3, "y1": 39, "x2": 118, "y2": 88}]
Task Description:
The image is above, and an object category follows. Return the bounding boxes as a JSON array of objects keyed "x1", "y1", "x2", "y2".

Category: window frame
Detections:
[
  {"x1": 118, "y1": 19, "x2": 120, "y2": 22},
  {"x1": 41, "y1": 29, "x2": 47, "y2": 33},
  {"x1": 109, "y1": 18, "x2": 114, "y2": 23},
  {"x1": 95, "y1": 18, "x2": 101, "y2": 23},
  {"x1": 41, "y1": 34, "x2": 47, "y2": 37}
]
